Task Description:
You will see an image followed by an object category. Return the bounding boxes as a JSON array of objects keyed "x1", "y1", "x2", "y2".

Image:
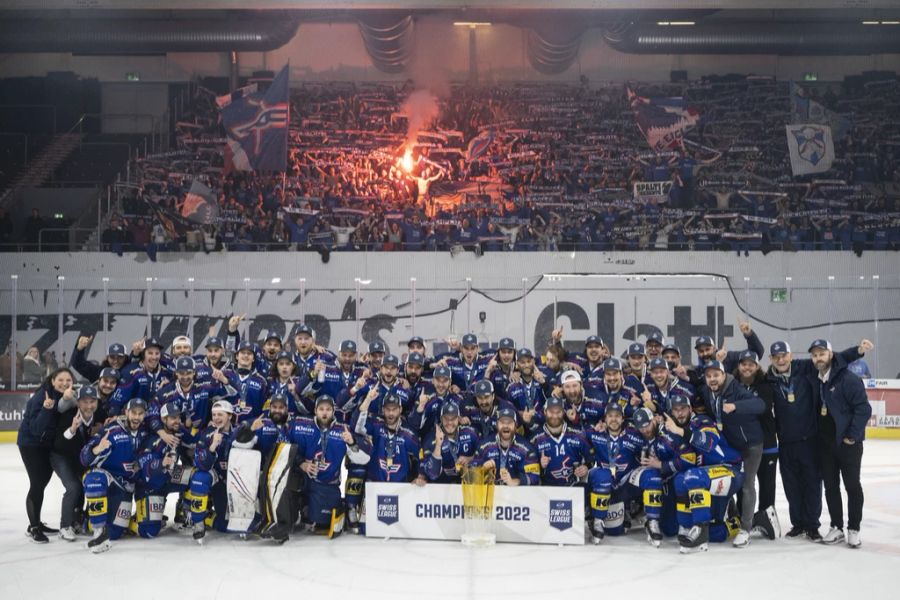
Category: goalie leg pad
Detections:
[{"x1": 226, "y1": 446, "x2": 262, "y2": 533}]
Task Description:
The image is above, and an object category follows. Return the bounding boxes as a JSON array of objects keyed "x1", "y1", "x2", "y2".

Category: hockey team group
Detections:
[{"x1": 16, "y1": 313, "x2": 874, "y2": 554}]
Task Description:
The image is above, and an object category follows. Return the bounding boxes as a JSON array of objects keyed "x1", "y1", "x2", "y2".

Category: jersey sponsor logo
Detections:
[
  {"x1": 376, "y1": 494, "x2": 399, "y2": 525},
  {"x1": 548, "y1": 499, "x2": 573, "y2": 531},
  {"x1": 549, "y1": 455, "x2": 573, "y2": 481}
]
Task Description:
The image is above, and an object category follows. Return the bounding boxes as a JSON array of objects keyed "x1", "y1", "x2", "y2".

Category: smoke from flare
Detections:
[{"x1": 401, "y1": 89, "x2": 440, "y2": 147}]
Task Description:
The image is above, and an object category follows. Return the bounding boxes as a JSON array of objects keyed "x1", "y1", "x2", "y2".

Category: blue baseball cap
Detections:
[
  {"x1": 605, "y1": 401, "x2": 624, "y2": 415},
  {"x1": 498, "y1": 337, "x2": 515, "y2": 350},
  {"x1": 237, "y1": 340, "x2": 255, "y2": 353},
  {"x1": 627, "y1": 342, "x2": 645, "y2": 357},
  {"x1": 315, "y1": 394, "x2": 335, "y2": 407},
  {"x1": 703, "y1": 360, "x2": 725, "y2": 373},
  {"x1": 382, "y1": 354, "x2": 400, "y2": 367},
  {"x1": 126, "y1": 398, "x2": 148, "y2": 412},
  {"x1": 808, "y1": 339, "x2": 832, "y2": 353},
  {"x1": 770, "y1": 341, "x2": 791, "y2": 356},
  {"x1": 461, "y1": 333, "x2": 478, "y2": 347},
  {"x1": 175, "y1": 356, "x2": 195, "y2": 372},
  {"x1": 670, "y1": 395, "x2": 691, "y2": 408},
  {"x1": 440, "y1": 402, "x2": 460, "y2": 418},
  {"x1": 647, "y1": 332, "x2": 665, "y2": 346},
  {"x1": 98, "y1": 367, "x2": 119, "y2": 381},
  {"x1": 517, "y1": 348, "x2": 534, "y2": 360},
  {"x1": 407, "y1": 352, "x2": 425, "y2": 366},
  {"x1": 433, "y1": 365, "x2": 452, "y2": 379},
  {"x1": 648, "y1": 357, "x2": 669, "y2": 371},
  {"x1": 497, "y1": 406, "x2": 517, "y2": 422},
  {"x1": 340, "y1": 340, "x2": 358, "y2": 353},
  {"x1": 205, "y1": 337, "x2": 224, "y2": 349},
  {"x1": 263, "y1": 332, "x2": 282, "y2": 344},
  {"x1": 79, "y1": 385, "x2": 98, "y2": 400},
  {"x1": 269, "y1": 393, "x2": 289, "y2": 406},
  {"x1": 662, "y1": 343, "x2": 681, "y2": 356},
  {"x1": 633, "y1": 407, "x2": 654, "y2": 428},
  {"x1": 294, "y1": 324, "x2": 313, "y2": 337},
  {"x1": 368, "y1": 341, "x2": 386, "y2": 354},
  {"x1": 408, "y1": 336, "x2": 425, "y2": 347},
  {"x1": 738, "y1": 350, "x2": 759, "y2": 364},
  {"x1": 585, "y1": 335, "x2": 604, "y2": 347},
  {"x1": 159, "y1": 401, "x2": 180, "y2": 419},
  {"x1": 107, "y1": 343, "x2": 127, "y2": 357},
  {"x1": 603, "y1": 357, "x2": 624, "y2": 371},
  {"x1": 695, "y1": 336, "x2": 715, "y2": 349},
  {"x1": 275, "y1": 350, "x2": 293, "y2": 362},
  {"x1": 545, "y1": 396, "x2": 565, "y2": 411},
  {"x1": 473, "y1": 379, "x2": 494, "y2": 396},
  {"x1": 143, "y1": 338, "x2": 163, "y2": 351},
  {"x1": 382, "y1": 393, "x2": 402, "y2": 408}
]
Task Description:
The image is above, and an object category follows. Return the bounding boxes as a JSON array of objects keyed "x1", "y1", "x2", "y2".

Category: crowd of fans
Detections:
[{"x1": 108, "y1": 76, "x2": 900, "y2": 253}]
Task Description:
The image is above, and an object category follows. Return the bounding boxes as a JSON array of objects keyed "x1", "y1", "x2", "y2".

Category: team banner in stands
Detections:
[
  {"x1": 790, "y1": 82, "x2": 851, "y2": 140},
  {"x1": 364, "y1": 482, "x2": 584, "y2": 545},
  {"x1": 786, "y1": 124, "x2": 835, "y2": 176},
  {"x1": 221, "y1": 65, "x2": 289, "y2": 172},
  {"x1": 180, "y1": 179, "x2": 219, "y2": 225},
  {"x1": 633, "y1": 181, "x2": 672, "y2": 203},
  {"x1": 627, "y1": 88, "x2": 699, "y2": 153}
]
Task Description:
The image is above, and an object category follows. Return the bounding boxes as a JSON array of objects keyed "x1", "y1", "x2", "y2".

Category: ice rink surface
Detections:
[{"x1": 1, "y1": 441, "x2": 897, "y2": 600}]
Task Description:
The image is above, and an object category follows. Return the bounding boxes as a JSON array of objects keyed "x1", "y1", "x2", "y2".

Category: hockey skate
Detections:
[
  {"x1": 591, "y1": 520, "x2": 604, "y2": 545},
  {"x1": 644, "y1": 519, "x2": 662, "y2": 548},
  {"x1": 678, "y1": 524, "x2": 709, "y2": 554},
  {"x1": 192, "y1": 522, "x2": 206, "y2": 545},
  {"x1": 87, "y1": 527, "x2": 111, "y2": 554}
]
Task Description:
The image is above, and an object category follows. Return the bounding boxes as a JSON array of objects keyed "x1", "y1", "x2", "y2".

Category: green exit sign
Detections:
[
  {"x1": 771, "y1": 288, "x2": 788, "y2": 303},
  {"x1": 803, "y1": 72, "x2": 818, "y2": 81},
  {"x1": 126, "y1": 72, "x2": 140, "y2": 81}
]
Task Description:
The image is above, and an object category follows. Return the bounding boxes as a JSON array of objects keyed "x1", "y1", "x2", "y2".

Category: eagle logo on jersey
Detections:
[
  {"x1": 312, "y1": 451, "x2": 332, "y2": 473},
  {"x1": 378, "y1": 459, "x2": 403, "y2": 477}
]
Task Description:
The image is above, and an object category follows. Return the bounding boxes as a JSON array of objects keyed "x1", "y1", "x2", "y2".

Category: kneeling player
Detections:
[
  {"x1": 80, "y1": 399, "x2": 150, "y2": 553},
  {"x1": 189, "y1": 400, "x2": 240, "y2": 543},
  {"x1": 134, "y1": 402, "x2": 196, "y2": 538},
  {"x1": 656, "y1": 396, "x2": 744, "y2": 553},
  {"x1": 421, "y1": 402, "x2": 479, "y2": 483}
]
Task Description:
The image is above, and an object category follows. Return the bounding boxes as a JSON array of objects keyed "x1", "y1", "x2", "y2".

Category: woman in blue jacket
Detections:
[{"x1": 17, "y1": 367, "x2": 77, "y2": 543}]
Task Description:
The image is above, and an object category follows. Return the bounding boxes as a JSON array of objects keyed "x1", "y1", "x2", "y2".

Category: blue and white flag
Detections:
[
  {"x1": 627, "y1": 87, "x2": 699, "y2": 153},
  {"x1": 790, "y1": 82, "x2": 851, "y2": 141},
  {"x1": 220, "y1": 66, "x2": 289, "y2": 172},
  {"x1": 786, "y1": 124, "x2": 834, "y2": 176}
]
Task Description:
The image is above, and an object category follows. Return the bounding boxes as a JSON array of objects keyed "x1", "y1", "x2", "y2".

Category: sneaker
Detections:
[
  {"x1": 847, "y1": 530, "x2": 861, "y2": 548},
  {"x1": 751, "y1": 506, "x2": 781, "y2": 541},
  {"x1": 678, "y1": 524, "x2": 709, "y2": 554},
  {"x1": 823, "y1": 527, "x2": 845, "y2": 545},
  {"x1": 591, "y1": 520, "x2": 605, "y2": 545},
  {"x1": 645, "y1": 519, "x2": 662, "y2": 548},
  {"x1": 733, "y1": 529, "x2": 751, "y2": 548},
  {"x1": 192, "y1": 522, "x2": 206, "y2": 545},
  {"x1": 785, "y1": 525, "x2": 805, "y2": 539},
  {"x1": 58, "y1": 527, "x2": 77, "y2": 542},
  {"x1": 38, "y1": 523, "x2": 59, "y2": 534},
  {"x1": 806, "y1": 528, "x2": 823, "y2": 542},
  {"x1": 87, "y1": 527, "x2": 111, "y2": 554},
  {"x1": 26, "y1": 525, "x2": 49, "y2": 544}
]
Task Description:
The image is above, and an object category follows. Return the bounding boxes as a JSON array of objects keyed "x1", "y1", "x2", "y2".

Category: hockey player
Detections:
[
  {"x1": 594, "y1": 358, "x2": 646, "y2": 421},
  {"x1": 656, "y1": 394, "x2": 745, "y2": 553},
  {"x1": 223, "y1": 341, "x2": 268, "y2": 424},
  {"x1": 553, "y1": 370, "x2": 604, "y2": 433},
  {"x1": 170, "y1": 335, "x2": 194, "y2": 360},
  {"x1": 291, "y1": 324, "x2": 335, "y2": 376},
  {"x1": 261, "y1": 394, "x2": 370, "y2": 543},
  {"x1": 80, "y1": 398, "x2": 151, "y2": 553},
  {"x1": 632, "y1": 407, "x2": 665, "y2": 546},
  {"x1": 253, "y1": 332, "x2": 283, "y2": 377},
  {"x1": 71, "y1": 336, "x2": 130, "y2": 383},
  {"x1": 109, "y1": 338, "x2": 173, "y2": 416},
  {"x1": 134, "y1": 401, "x2": 197, "y2": 538},
  {"x1": 484, "y1": 337, "x2": 517, "y2": 401},
  {"x1": 576, "y1": 335, "x2": 610, "y2": 390},
  {"x1": 692, "y1": 320, "x2": 765, "y2": 377},
  {"x1": 646, "y1": 332, "x2": 666, "y2": 361},
  {"x1": 409, "y1": 365, "x2": 464, "y2": 434},
  {"x1": 462, "y1": 379, "x2": 516, "y2": 441},
  {"x1": 645, "y1": 357, "x2": 695, "y2": 415},
  {"x1": 94, "y1": 367, "x2": 120, "y2": 420},
  {"x1": 189, "y1": 400, "x2": 245, "y2": 543},
  {"x1": 438, "y1": 333, "x2": 489, "y2": 394},
  {"x1": 586, "y1": 402, "x2": 646, "y2": 542},
  {"x1": 363, "y1": 340, "x2": 386, "y2": 373},
  {"x1": 421, "y1": 402, "x2": 479, "y2": 483},
  {"x1": 470, "y1": 406, "x2": 540, "y2": 486},
  {"x1": 309, "y1": 340, "x2": 366, "y2": 406},
  {"x1": 530, "y1": 396, "x2": 591, "y2": 487},
  {"x1": 345, "y1": 354, "x2": 410, "y2": 418},
  {"x1": 399, "y1": 351, "x2": 429, "y2": 403},
  {"x1": 507, "y1": 348, "x2": 549, "y2": 436},
  {"x1": 266, "y1": 350, "x2": 311, "y2": 416},
  {"x1": 194, "y1": 336, "x2": 232, "y2": 385},
  {"x1": 356, "y1": 392, "x2": 422, "y2": 484},
  {"x1": 152, "y1": 356, "x2": 236, "y2": 447},
  {"x1": 625, "y1": 342, "x2": 649, "y2": 382}
]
